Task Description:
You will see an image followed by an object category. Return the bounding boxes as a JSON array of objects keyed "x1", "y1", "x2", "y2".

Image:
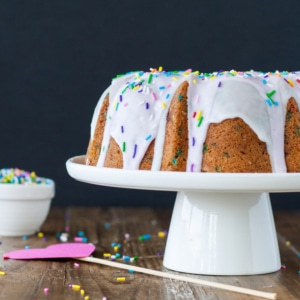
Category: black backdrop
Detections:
[{"x1": 1, "y1": 0, "x2": 300, "y2": 208}]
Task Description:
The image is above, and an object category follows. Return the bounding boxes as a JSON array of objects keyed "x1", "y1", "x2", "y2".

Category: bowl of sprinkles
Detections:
[{"x1": 0, "y1": 168, "x2": 55, "y2": 236}]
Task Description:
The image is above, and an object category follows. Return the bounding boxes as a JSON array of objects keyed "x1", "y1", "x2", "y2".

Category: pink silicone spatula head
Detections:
[{"x1": 3, "y1": 243, "x2": 95, "y2": 260}]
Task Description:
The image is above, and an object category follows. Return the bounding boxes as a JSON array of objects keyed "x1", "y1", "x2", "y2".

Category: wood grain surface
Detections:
[{"x1": 0, "y1": 207, "x2": 299, "y2": 300}]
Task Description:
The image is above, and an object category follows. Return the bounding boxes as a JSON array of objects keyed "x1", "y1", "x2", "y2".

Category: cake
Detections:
[{"x1": 85, "y1": 68, "x2": 300, "y2": 173}]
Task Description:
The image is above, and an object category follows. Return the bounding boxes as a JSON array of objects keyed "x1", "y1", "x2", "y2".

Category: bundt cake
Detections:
[{"x1": 85, "y1": 68, "x2": 300, "y2": 173}]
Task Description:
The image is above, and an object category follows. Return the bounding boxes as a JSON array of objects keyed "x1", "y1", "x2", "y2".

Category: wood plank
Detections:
[{"x1": 0, "y1": 207, "x2": 299, "y2": 299}]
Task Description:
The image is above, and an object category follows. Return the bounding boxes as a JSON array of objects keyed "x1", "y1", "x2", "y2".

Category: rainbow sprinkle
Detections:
[
  {"x1": 192, "y1": 137, "x2": 196, "y2": 146},
  {"x1": 122, "y1": 142, "x2": 126, "y2": 152},
  {"x1": 148, "y1": 73, "x2": 153, "y2": 84},
  {"x1": 0, "y1": 168, "x2": 52, "y2": 185},
  {"x1": 132, "y1": 144, "x2": 138, "y2": 158},
  {"x1": 266, "y1": 90, "x2": 278, "y2": 106}
]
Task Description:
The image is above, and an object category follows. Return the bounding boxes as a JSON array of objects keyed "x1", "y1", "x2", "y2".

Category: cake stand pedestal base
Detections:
[{"x1": 163, "y1": 191, "x2": 281, "y2": 275}]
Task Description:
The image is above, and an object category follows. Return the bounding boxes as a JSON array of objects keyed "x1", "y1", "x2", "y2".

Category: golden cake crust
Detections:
[
  {"x1": 201, "y1": 118, "x2": 272, "y2": 173},
  {"x1": 160, "y1": 81, "x2": 189, "y2": 171},
  {"x1": 284, "y1": 97, "x2": 300, "y2": 172},
  {"x1": 139, "y1": 139, "x2": 155, "y2": 170},
  {"x1": 103, "y1": 137, "x2": 156, "y2": 170},
  {"x1": 85, "y1": 94, "x2": 110, "y2": 166},
  {"x1": 104, "y1": 137, "x2": 123, "y2": 168}
]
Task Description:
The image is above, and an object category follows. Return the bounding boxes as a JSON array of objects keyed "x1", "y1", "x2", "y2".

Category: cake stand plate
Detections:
[{"x1": 66, "y1": 155, "x2": 300, "y2": 275}]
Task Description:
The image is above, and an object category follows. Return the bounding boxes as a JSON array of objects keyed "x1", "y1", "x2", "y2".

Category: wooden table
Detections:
[{"x1": 0, "y1": 207, "x2": 300, "y2": 300}]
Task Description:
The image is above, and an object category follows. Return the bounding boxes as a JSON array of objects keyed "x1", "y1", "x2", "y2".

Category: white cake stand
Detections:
[{"x1": 66, "y1": 155, "x2": 300, "y2": 275}]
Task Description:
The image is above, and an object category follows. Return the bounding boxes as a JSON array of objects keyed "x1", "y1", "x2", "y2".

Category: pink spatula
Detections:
[
  {"x1": 3, "y1": 243, "x2": 95, "y2": 260},
  {"x1": 3, "y1": 243, "x2": 276, "y2": 299}
]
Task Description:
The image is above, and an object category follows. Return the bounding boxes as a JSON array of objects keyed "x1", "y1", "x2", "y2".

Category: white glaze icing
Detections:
[{"x1": 89, "y1": 69, "x2": 300, "y2": 172}]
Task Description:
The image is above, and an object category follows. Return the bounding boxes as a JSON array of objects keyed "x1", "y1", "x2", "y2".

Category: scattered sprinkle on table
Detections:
[
  {"x1": 116, "y1": 277, "x2": 126, "y2": 282},
  {"x1": 69, "y1": 284, "x2": 81, "y2": 291},
  {"x1": 37, "y1": 232, "x2": 44, "y2": 238}
]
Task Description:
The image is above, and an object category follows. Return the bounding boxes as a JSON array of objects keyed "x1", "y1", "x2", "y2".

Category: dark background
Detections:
[{"x1": 1, "y1": 0, "x2": 300, "y2": 209}]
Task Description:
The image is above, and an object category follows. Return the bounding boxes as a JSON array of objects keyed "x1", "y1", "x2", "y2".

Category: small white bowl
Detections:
[{"x1": 0, "y1": 180, "x2": 55, "y2": 236}]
